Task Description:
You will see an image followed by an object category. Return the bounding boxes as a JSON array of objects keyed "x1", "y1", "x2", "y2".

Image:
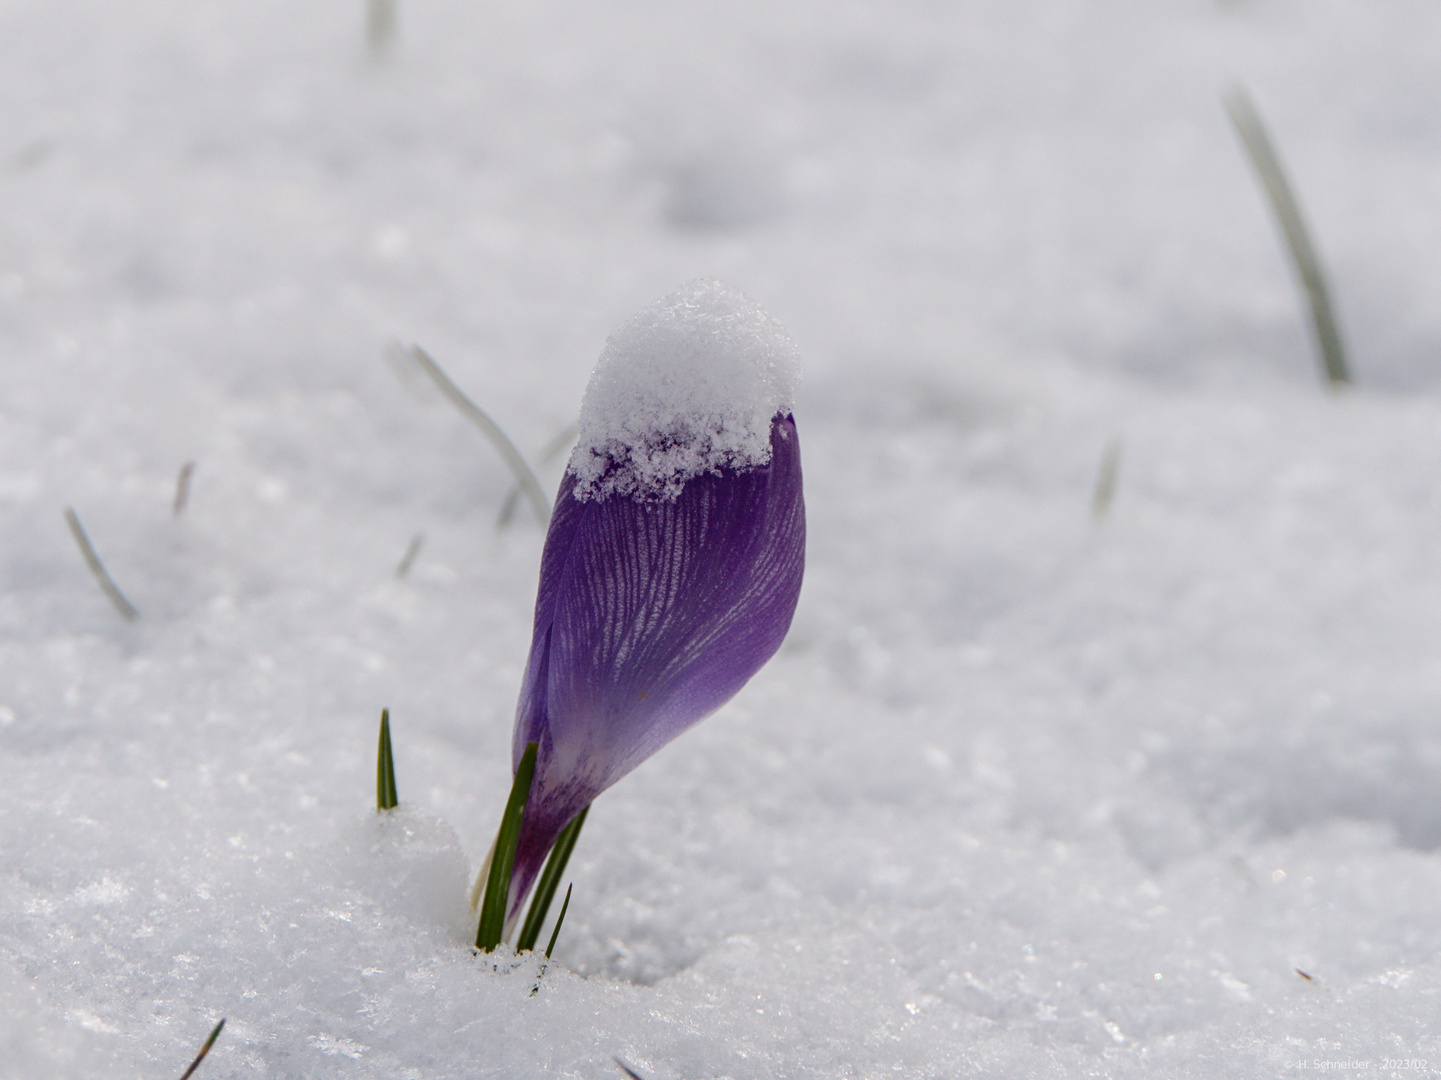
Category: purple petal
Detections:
[{"x1": 506, "y1": 412, "x2": 805, "y2": 916}]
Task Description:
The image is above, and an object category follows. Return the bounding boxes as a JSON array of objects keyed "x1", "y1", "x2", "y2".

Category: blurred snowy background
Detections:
[{"x1": 4, "y1": 0, "x2": 1441, "y2": 1076}]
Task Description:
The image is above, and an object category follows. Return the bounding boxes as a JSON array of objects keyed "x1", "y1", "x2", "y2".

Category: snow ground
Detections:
[{"x1": 4, "y1": 1, "x2": 1441, "y2": 1077}]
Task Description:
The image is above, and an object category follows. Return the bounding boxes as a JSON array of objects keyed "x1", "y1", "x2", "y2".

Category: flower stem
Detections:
[
  {"x1": 476, "y1": 742, "x2": 538, "y2": 952},
  {"x1": 516, "y1": 803, "x2": 589, "y2": 951}
]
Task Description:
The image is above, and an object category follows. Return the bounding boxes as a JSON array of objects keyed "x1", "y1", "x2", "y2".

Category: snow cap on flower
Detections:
[
  {"x1": 506, "y1": 281, "x2": 805, "y2": 920},
  {"x1": 569, "y1": 279, "x2": 802, "y2": 502}
]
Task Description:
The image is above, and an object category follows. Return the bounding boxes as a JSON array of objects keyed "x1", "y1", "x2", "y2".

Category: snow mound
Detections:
[{"x1": 569, "y1": 280, "x2": 802, "y2": 501}]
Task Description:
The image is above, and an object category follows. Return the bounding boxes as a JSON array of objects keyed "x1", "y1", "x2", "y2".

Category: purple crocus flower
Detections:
[{"x1": 504, "y1": 280, "x2": 806, "y2": 919}]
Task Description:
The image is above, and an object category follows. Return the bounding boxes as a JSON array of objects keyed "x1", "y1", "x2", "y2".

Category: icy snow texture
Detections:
[
  {"x1": 4, "y1": 1, "x2": 1441, "y2": 1078},
  {"x1": 569, "y1": 280, "x2": 801, "y2": 501}
]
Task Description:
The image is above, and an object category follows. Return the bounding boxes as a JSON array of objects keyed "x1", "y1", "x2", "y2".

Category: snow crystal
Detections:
[{"x1": 568, "y1": 280, "x2": 801, "y2": 501}]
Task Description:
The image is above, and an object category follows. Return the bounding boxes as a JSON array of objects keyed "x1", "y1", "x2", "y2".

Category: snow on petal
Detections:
[{"x1": 568, "y1": 279, "x2": 802, "y2": 502}]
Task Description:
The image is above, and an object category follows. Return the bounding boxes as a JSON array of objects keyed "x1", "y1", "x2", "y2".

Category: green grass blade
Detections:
[
  {"x1": 177, "y1": 1018, "x2": 225, "y2": 1080},
  {"x1": 367, "y1": 0, "x2": 397, "y2": 57},
  {"x1": 476, "y1": 741, "x2": 538, "y2": 952},
  {"x1": 64, "y1": 507, "x2": 139, "y2": 620},
  {"x1": 1223, "y1": 86, "x2": 1350, "y2": 386},
  {"x1": 394, "y1": 532, "x2": 424, "y2": 578},
  {"x1": 516, "y1": 803, "x2": 589, "y2": 951},
  {"x1": 495, "y1": 488, "x2": 522, "y2": 530},
  {"x1": 1091, "y1": 436, "x2": 1122, "y2": 521},
  {"x1": 406, "y1": 344, "x2": 552, "y2": 526},
  {"x1": 377, "y1": 709, "x2": 398, "y2": 811},
  {"x1": 544, "y1": 883, "x2": 573, "y2": 960},
  {"x1": 173, "y1": 461, "x2": 195, "y2": 515},
  {"x1": 497, "y1": 421, "x2": 578, "y2": 530}
]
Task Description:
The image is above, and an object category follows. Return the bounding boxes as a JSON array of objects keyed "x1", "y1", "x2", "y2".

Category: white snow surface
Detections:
[
  {"x1": 570, "y1": 279, "x2": 801, "y2": 501},
  {"x1": 5, "y1": 1, "x2": 1441, "y2": 1078}
]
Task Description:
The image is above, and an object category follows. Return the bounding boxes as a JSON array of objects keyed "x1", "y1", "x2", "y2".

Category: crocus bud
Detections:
[{"x1": 506, "y1": 280, "x2": 805, "y2": 918}]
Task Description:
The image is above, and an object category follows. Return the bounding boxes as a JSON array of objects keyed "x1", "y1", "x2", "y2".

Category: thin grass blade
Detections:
[
  {"x1": 544, "y1": 882, "x2": 573, "y2": 960},
  {"x1": 394, "y1": 532, "x2": 424, "y2": 578},
  {"x1": 496, "y1": 488, "x2": 521, "y2": 529},
  {"x1": 497, "y1": 421, "x2": 579, "y2": 530},
  {"x1": 377, "y1": 708, "x2": 398, "y2": 811},
  {"x1": 613, "y1": 1058, "x2": 647, "y2": 1080},
  {"x1": 64, "y1": 507, "x2": 139, "y2": 620},
  {"x1": 1223, "y1": 86, "x2": 1350, "y2": 385},
  {"x1": 516, "y1": 803, "x2": 588, "y2": 951},
  {"x1": 177, "y1": 1018, "x2": 225, "y2": 1080},
  {"x1": 173, "y1": 461, "x2": 195, "y2": 515},
  {"x1": 367, "y1": 0, "x2": 397, "y2": 57},
  {"x1": 406, "y1": 344, "x2": 551, "y2": 525},
  {"x1": 476, "y1": 741, "x2": 538, "y2": 952},
  {"x1": 1091, "y1": 436, "x2": 1122, "y2": 520}
]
